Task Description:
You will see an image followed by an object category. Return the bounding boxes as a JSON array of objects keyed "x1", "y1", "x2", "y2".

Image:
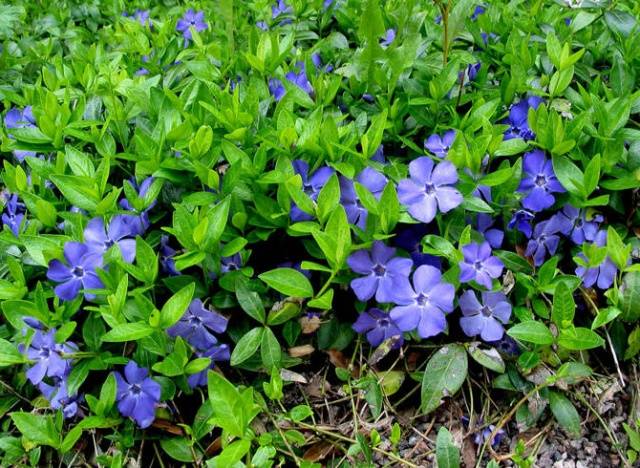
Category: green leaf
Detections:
[
  {"x1": 49, "y1": 175, "x2": 99, "y2": 211},
  {"x1": 102, "y1": 322, "x2": 155, "y2": 342},
  {"x1": 236, "y1": 284, "x2": 266, "y2": 323},
  {"x1": 289, "y1": 405, "x2": 313, "y2": 422},
  {"x1": 160, "y1": 437, "x2": 199, "y2": 463},
  {"x1": 214, "y1": 439, "x2": 251, "y2": 466},
  {"x1": 507, "y1": 321, "x2": 554, "y2": 345},
  {"x1": 620, "y1": 272, "x2": 640, "y2": 322},
  {"x1": 604, "y1": 10, "x2": 638, "y2": 37},
  {"x1": 551, "y1": 155, "x2": 583, "y2": 196},
  {"x1": 316, "y1": 174, "x2": 340, "y2": 223},
  {"x1": 159, "y1": 283, "x2": 195, "y2": 328},
  {"x1": 467, "y1": 343, "x2": 505, "y2": 373},
  {"x1": 436, "y1": 427, "x2": 460, "y2": 468},
  {"x1": 592, "y1": 307, "x2": 622, "y2": 330},
  {"x1": 230, "y1": 327, "x2": 263, "y2": 366},
  {"x1": 421, "y1": 345, "x2": 468, "y2": 413},
  {"x1": 582, "y1": 154, "x2": 600, "y2": 196},
  {"x1": 258, "y1": 268, "x2": 313, "y2": 298},
  {"x1": 607, "y1": 226, "x2": 631, "y2": 271},
  {"x1": 0, "y1": 338, "x2": 25, "y2": 367},
  {"x1": 261, "y1": 327, "x2": 282, "y2": 370},
  {"x1": 325, "y1": 204, "x2": 351, "y2": 268},
  {"x1": 207, "y1": 371, "x2": 257, "y2": 438},
  {"x1": 548, "y1": 391, "x2": 581, "y2": 437},
  {"x1": 10, "y1": 413, "x2": 60, "y2": 448},
  {"x1": 65, "y1": 145, "x2": 95, "y2": 177},
  {"x1": 551, "y1": 282, "x2": 575, "y2": 329},
  {"x1": 557, "y1": 327, "x2": 604, "y2": 350}
]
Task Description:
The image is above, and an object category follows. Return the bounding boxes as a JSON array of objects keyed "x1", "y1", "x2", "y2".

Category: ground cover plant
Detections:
[{"x1": 0, "y1": 0, "x2": 640, "y2": 466}]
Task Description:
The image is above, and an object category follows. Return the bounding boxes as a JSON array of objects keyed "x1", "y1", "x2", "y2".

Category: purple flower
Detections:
[
  {"x1": 38, "y1": 377, "x2": 81, "y2": 418},
  {"x1": 424, "y1": 130, "x2": 456, "y2": 158},
  {"x1": 176, "y1": 9, "x2": 207, "y2": 40},
  {"x1": 167, "y1": 299, "x2": 228, "y2": 350},
  {"x1": 24, "y1": 330, "x2": 76, "y2": 385},
  {"x1": 380, "y1": 29, "x2": 396, "y2": 47},
  {"x1": 256, "y1": 20, "x2": 268, "y2": 31},
  {"x1": 347, "y1": 241, "x2": 412, "y2": 303},
  {"x1": 502, "y1": 97, "x2": 543, "y2": 141},
  {"x1": 285, "y1": 62, "x2": 313, "y2": 95},
  {"x1": 467, "y1": 62, "x2": 482, "y2": 81},
  {"x1": 119, "y1": 177, "x2": 156, "y2": 235},
  {"x1": 372, "y1": 144, "x2": 385, "y2": 163},
  {"x1": 160, "y1": 235, "x2": 179, "y2": 276},
  {"x1": 352, "y1": 308, "x2": 403, "y2": 348},
  {"x1": 272, "y1": 0, "x2": 293, "y2": 19},
  {"x1": 548, "y1": 205, "x2": 602, "y2": 245},
  {"x1": 459, "y1": 242, "x2": 504, "y2": 290},
  {"x1": 389, "y1": 265, "x2": 455, "y2": 339},
  {"x1": 517, "y1": 150, "x2": 565, "y2": 212},
  {"x1": 221, "y1": 253, "x2": 242, "y2": 273},
  {"x1": 575, "y1": 230, "x2": 618, "y2": 289},
  {"x1": 525, "y1": 220, "x2": 560, "y2": 266},
  {"x1": 290, "y1": 160, "x2": 334, "y2": 222},
  {"x1": 187, "y1": 344, "x2": 231, "y2": 388},
  {"x1": 397, "y1": 157, "x2": 463, "y2": 223},
  {"x1": 4, "y1": 106, "x2": 37, "y2": 161},
  {"x1": 488, "y1": 335, "x2": 520, "y2": 356},
  {"x1": 134, "y1": 9, "x2": 151, "y2": 26},
  {"x1": 339, "y1": 167, "x2": 388, "y2": 229},
  {"x1": 393, "y1": 224, "x2": 442, "y2": 269},
  {"x1": 114, "y1": 361, "x2": 161, "y2": 428},
  {"x1": 471, "y1": 5, "x2": 486, "y2": 21},
  {"x1": 459, "y1": 290, "x2": 512, "y2": 342},
  {"x1": 1, "y1": 193, "x2": 26, "y2": 236},
  {"x1": 268, "y1": 78, "x2": 286, "y2": 101},
  {"x1": 476, "y1": 214, "x2": 503, "y2": 249},
  {"x1": 508, "y1": 209, "x2": 535, "y2": 238},
  {"x1": 47, "y1": 242, "x2": 104, "y2": 301},
  {"x1": 462, "y1": 416, "x2": 506, "y2": 448},
  {"x1": 84, "y1": 216, "x2": 137, "y2": 263}
]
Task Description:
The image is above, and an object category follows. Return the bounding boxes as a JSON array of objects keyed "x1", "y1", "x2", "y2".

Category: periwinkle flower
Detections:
[
  {"x1": 347, "y1": 241, "x2": 412, "y2": 303},
  {"x1": 459, "y1": 241, "x2": 504, "y2": 290},
  {"x1": 393, "y1": 224, "x2": 442, "y2": 269},
  {"x1": 39, "y1": 377, "x2": 81, "y2": 418},
  {"x1": 397, "y1": 157, "x2": 463, "y2": 223},
  {"x1": 47, "y1": 242, "x2": 104, "y2": 301},
  {"x1": 424, "y1": 130, "x2": 456, "y2": 158},
  {"x1": 221, "y1": 253, "x2": 242, "y2": 273},
  {"x1": 160, "y1": 235, "x2": 179, "y2": 276},
  {"x1": 119, "y1": 177, "x2": 156, "y2": 235},
  {"x1": 84, "y1": 216, "x2": 137, "y2": 263},
  {"x1": 290, "y1": 160, "x2": 334, "y2": 222},
  {"x1": 272, "y1": 0, "x2": 293, "y2": 19},
  {"x1": 471, "y1": 5, "x2": 486, "y2": 21},
  {"x1": 176, "y1": 9, "x2": 207, "y2": 40},
  {"x1": 167, "y1": 299, "x2": 228, "y2": 350},
  {"x1": 187, "y1": 344, "x2": 231, "y2": 388},
  {"x1": 488, "y1": 335, "x2": 520, "y2": 357},
  {"x1": 390, "y1": 265, "x2": 455, "y2": 339},
  {"x1": 339, "y1": 167, "x2": 388, "y2": 229},
  {"x1": 285, "y1": 62, "x2": 313, "y2": 95},
  {"x1": 575, "y1": 230, "x2": 618, "y2": 289},
  {"x1": 459, "y1": 290, "x2": 512, "y2": 342},
  {"x1": 352, "y1": 308, "x2": 404, "y2": 348},
  {"x1": 517, "y1": 150, "x2": 565, "y2": 212},
  {"x1": 4, "y1": 106, "x2": 37, "y2": 161},
  {"x1": 114, "y1": 361, "x2": 161, "y2": 428},
  {"x1": 465, "y1": 62, "x2": 482, "y2": 82},
  {"x1": 380, "y1": 29, "x2": 396, "y2": 48},
  {"x1": 525, "y1": 220, "x2": 560, "y2": 266},
  {"x1": 476, "y1": 214, "x2": 504, "y2": 249},
  {"x1": 24, "y1": 330, "x2": 76, "y2": 385},
  {"x1": 372, "y1": 144, "x2": 385, "y2": 163},
  {"x1": 268, "y1": 78, "x2": 286, "y2": 101},
  {"x1": 2, "y1": 193, "x2": 26, "y2": 236},
  {"x1": 125, "y1": 9, "x2": 151, "y2": 27},
  {"x1": 462, "y1": 416, "x2": 506, "y2": 448},
  {"x1": 548, "y1": 204, "x2": 601, "y2": 245},
  {"x1": 508, "y1": 209, "x2": 535, "y2": 238},
  {"x1": 502, "y1": 96, "x2": 543, "y2": 141},
  {"x1": 256, "y1": 20, "x2": 268, "y2": 31}
]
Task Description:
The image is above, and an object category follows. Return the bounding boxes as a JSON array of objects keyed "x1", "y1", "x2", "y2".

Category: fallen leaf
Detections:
[
  {"x1": 300, "y1": 315, "x2": 322, "y2": 334},
  {"x1": 303, "y1": 441, "x2": 334, "y2": 462},
  {"x1": 289, "y1": 345, "x2": 315, "y2": 358},
  {"x1": 280, "y1": 368, "x2": 308, "y2": 384}
]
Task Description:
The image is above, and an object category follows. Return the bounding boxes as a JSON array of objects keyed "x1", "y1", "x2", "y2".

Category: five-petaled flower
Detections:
[
  {"x1": 390, "y1": 265, "x2": 455, "y2": 339},
  {"x1": 459, "y1": 290, "x2": 512, "y2": 342},
  {"x1": 47, "y1": 242, "x2": 104, "y2": 301},
  {"x1": 502, "y1": 96, "x2": 543, "y2": 141},
  {"x1": 525, "y1": 220, "x2": 561, "y2": 266},
  {"x1": 290, "y1": 160, "x2": 334, "y2": 222},
  {"x1": 4, "y1": 106, "x2": 37, "y2": 161},
  {"x1": 114, "y1": 361, "x2": 161, "y2": 428},
  {"x1": 347, "y1": 241, "x2": 412, "y2": 303},
  {"x1": 1, "y1": 193, "x2": 26, "y2": 236},
  {"x1": 575, "y1": 230, "x2": 618, "y2": 289},
  {"x1": 517, "y1": 149, "x2": 565, "y2": 212},
  {"x1": 167, "y1": 299, "x2": 228, "y2": 350},
  {"x1": 424, "y1": 130, "x2": 456, "y2": 158},
  {"x1": 459, "y1": 241, "x2": 504, "y2": 290},
  {"x1": 549, "y1": 204, "x2": 602, "y2": 245},
  {"x1": 398, "y1": 157, "x2": 463, "y2": 223},
  {"x1": 340, "y1": 167, "x2": 388, "y2": 230},
  {"x1": 508, "y1": 209, "x2": 535, "y2": 238},
  {"x1": 176, "y1": 9, "x2": 207, "y2": 40},
  {"x1": 23, "y1": 330, "x2": 76, "y2": 385},
  {"x1": 352, "y1": 308, "x2": 404, "y2": 348},
  {"x1": 38, "y1": 377, "x2": 81, "y2": 419},
  {"x1": 84, "y1": 216, "x2": 137, "y2": 263},
  {"x1": 187, "y1": 344, "x2": 231, "y2": 388}
]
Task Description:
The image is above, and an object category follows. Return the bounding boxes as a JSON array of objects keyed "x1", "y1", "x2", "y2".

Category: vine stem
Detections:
[{"x1": 293, "y1": 420, "x2": 420, "y2": 467}]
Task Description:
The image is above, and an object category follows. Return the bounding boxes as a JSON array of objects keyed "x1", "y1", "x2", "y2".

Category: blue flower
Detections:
[
  {"x1": 4, "y1": 106, "x2": 37, "y2": 161},
  {"x1": 1, "y1": 193, "x2": 26, "y2": 236},
  {"x1": 160, "y1": 235, "x2": 180, "y2": 276},
  {"x1": 380, "y1": 29, "x2": 396, "y2": 48},
  {"x1": 347, "y1": 241, "x2": 412, "y2": 303},
  {"x1": 119, "y1": 177, "x2": 156, "y2": 235},
  {"x1": 459, "y1": 242, "x2": 504, "y2": 290},
  {"x1": 476, "y1": 213, "x2": 504, "y2": 249},
  {"x1": 23, "y1": 330, "x2": 76, "y2": 385},
  {"x1": 114, "y1": 361, "x2": 161, "y2": 428},
  {"x1": 187, "y1": 344, "x2": 231, "y2": 388},
  {"x1": 290, "y1": 160, "x2": 334, "y2": 222},
  {"x1": 502, "y1": 97, "x2": 543, "y2": 141},
  {"x1": 339, "y1": 167, "x2": 388, "y2": 229},
  {"x1": 389, "y1": 265, "x2": 455, "y2": 339},
  {"x1": 517, "y1": 150, "x2": 565, "y2": 212},
  {"x1": 176, "y1": 9, "x2": 207, "y2": 41},
  {"x1": 84, "y1": 216, "x2": 137, "y2": 263},
  {"x1": 575, "y1": 230, "x2": 618, "y2": 290},
  {"x1": 39, "y1": 377, "x2": 82, "y2": 419},
  {"x1": 167, "y1": 299, "x2": 228, "y2": 350},
  {"x1": 47, "y1": 242, "x2": 104, "y2": 301},
  {"x1": 508, "y1": 209, "x2": 535, "y2": 238},
  {"x1": 548, "y1": 204, "x2": 602, "y2": 245},
  {"x1": 525, "y1": 220, "x2": 561, "y2": 266},
  {"x1": 424, "y1": 130, "x2": 456, "y2": 158},
  {"x1": 459, "y1": 290, "x2": 511, "y2": 342},
  {"x1": 352, "y1": 308, "x2": 403, "y2": 348}
]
